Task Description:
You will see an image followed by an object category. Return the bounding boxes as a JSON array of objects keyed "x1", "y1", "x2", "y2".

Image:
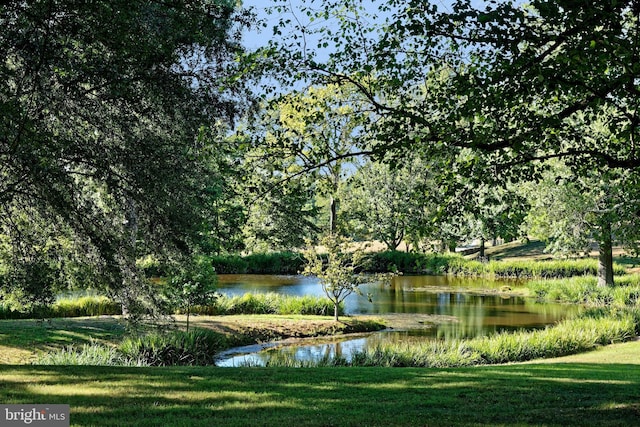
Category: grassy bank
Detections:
[
  {"x1": 0, "y1": 315, "x2": 385, "y2": 365},
  {"x1": 0, "y1": 293, "x2": 336, "y2": 320},
  {"x1": 210, "y1": 249, "x2": 628, "y2": 278},
  {"x1": 259, "y1": 308, "x2": 639, "y2": 368},
  {"x1": 1, "y1": 342, "x2": 639, "y2": 426},
  {"x1": 189, "y1": 293, "x2": 341, "y2": 316},
  {"x1": 528, "y1": 275, "x2": 640, "y2": 305},
  {"x1": 0, "y1": 295, "x2": 122, "y2": 320}
]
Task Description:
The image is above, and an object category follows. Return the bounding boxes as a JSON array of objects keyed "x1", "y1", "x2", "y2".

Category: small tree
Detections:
[
  {"x1": 167, "y1": 256, "x2": 217, "y2": 332},
  {"x1": 303, "y1": 235, "x2": 390, "y2": 321}
]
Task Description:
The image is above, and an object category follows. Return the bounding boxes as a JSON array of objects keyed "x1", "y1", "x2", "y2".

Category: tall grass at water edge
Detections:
[
  {"x1": 0, "y1": 295, "x2": 121, "y2": 320},
  {"x1": 527, "y1": 275, "x2": 640, "y2": 306},
  {"x1": 260, "y1": 308, "x2": 639, "y2": 368},
  {"x1": 1, "y1": 293, "x2": 335, "y2": 319},
  {"x1": 447, "y1": 257, "x2": 627, "y2": 279},
  {"x1": 210, "y1": 250, "x2": 624, "y2": 278},
  {"x1": 36, "y1": 328, "x2": 236, "y2": 367},
  {"x1": 187, "y1": 293, "x2": 341, "y2": 316}
]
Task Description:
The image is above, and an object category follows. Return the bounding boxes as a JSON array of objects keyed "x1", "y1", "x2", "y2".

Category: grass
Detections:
[
  {"x1": 1, "y1": 341, "x2": 639, "y2": 426},
  {"x1": 527, "y1": 275, "x2": 640, "y2": 306},
  {"x1": 0, "y1": 317, "x2": 127, "y2": 364},
  {"x1": 194, "y1": 293, "x2": 340, "y2": 316},
  {"x1": 0, "y1": 315, "x2": 386, "y2": 365},
  {"x1": 447, "y1": 257, "x2": 627, "y2": 279},
  {"x1": 260, "y1": 308, "x2": 638, "y2": 368},
  {"x1": 0, "y1": 295, "x2": 122, "y2": 320}
]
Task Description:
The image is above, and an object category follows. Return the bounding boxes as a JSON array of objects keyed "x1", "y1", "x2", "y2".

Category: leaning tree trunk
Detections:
[{"x1": 597, "y1": 222, "x2": 614, "y2": 287}]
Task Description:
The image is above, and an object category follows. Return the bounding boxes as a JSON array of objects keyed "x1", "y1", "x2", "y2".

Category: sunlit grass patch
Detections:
[{"x1": 1, "y1": 362, "x2": 639, "y2": 426}]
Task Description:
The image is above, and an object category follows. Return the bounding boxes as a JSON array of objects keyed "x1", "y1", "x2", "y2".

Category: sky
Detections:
[{"x1": 240, "y1": 0, "x2": 492, "y2": 50}]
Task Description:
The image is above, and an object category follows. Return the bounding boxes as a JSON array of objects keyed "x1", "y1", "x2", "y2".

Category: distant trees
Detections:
[
  {"x1": 259, "y1": 0, "x2": 640, "y2": 284},
  {"x1": 524, "y1": 163, "x2": 640, "y2": 286}
]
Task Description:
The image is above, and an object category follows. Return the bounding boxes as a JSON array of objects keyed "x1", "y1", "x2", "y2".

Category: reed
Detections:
[
  {"x1": 35, "y1": 342, "x2": 142, "y2": 366},
  {"x1": 190, "y1": 293, "x2": 340, "y2": 317},
  {"x1": 117, "y1": 328, "x2": 230, "y2": 366},
  {"x1": 527, "y1": 276, "x2": 640, "y2": 307},
  {"x1": 450, "y1": 258, "x2": 626, "y2": 279},
  {"x1": 262, "y1": 308, "x2": 637, "y2": 368},
  {"x1": 0, "y1": 295, "x2": 122, "y2": 320}
]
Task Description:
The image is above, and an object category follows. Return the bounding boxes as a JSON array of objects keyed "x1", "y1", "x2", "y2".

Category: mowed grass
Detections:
[
  {"x1": 0, "y1": 317, "x2": 126, "y2": 364},
  {"x1": 1, "y1": 341, "x2": 639, "y2": 426}
]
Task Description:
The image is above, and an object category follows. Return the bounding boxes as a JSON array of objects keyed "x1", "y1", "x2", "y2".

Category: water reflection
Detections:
[{"x1": 216, "y1": 274, "x2": 579, "y2": 366}]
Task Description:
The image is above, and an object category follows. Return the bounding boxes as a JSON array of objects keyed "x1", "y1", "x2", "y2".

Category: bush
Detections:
[
  {"x1": 244, "y1": 252, "x2": 306, "y2": 274},
  {"x1": 211, "y1": 252, "x2": 305, "y2": 274},
  {"x1": 364, "y1": 251, "x2": 463, "y2": 274},
  {"x1": 210, "y1": 255, "x2": 249, "y2": 274},
  {"x1": 118, "y1": 329, "x2": 228, "y2": 366}
]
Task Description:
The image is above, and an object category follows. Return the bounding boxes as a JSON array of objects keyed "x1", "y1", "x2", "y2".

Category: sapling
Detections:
[{"x1": 303, "y1": 235, "x2": 394, "y2": 321}]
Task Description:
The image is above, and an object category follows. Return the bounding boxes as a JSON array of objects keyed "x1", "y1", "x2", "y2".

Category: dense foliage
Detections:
[{"x1": 0, "y1": 0, "x2": 253, "y2": 310}]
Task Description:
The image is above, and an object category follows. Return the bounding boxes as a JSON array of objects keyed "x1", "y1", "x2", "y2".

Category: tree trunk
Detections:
[
  {"x1": 121, "y1": 197, "x2": 138, "y2": 317},
  {"x1": 186, "y1": 303, "x2": 191, "y2": 333},
  {"x1": 334, "y1": 303, "x2": 339, "y2": 321},
  {"x1": 329, "y1": 196, "x2": 338, "y2": 235},
  {"x1": 479, "y1": 238, "x2": 486, "y2": 258},
  {"x1": 597, "y1": 223, "x2": 614, "y2": 287}
]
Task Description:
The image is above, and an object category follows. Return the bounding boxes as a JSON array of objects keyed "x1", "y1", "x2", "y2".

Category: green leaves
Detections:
[
  {"x1": 302, "y1": 234, "x2": 393, "y2": 320},
  {"x1": 0, "y1": 0, "x2": 254, "y2": 303}
]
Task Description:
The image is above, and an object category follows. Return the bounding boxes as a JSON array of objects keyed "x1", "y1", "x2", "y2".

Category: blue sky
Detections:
[{"x1": 240, "y1": 0, "x2": 493, "y2": 49}]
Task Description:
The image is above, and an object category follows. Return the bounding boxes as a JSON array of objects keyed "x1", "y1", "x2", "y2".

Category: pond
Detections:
[{"x1": 215, "y1": 274, "x2": 578, "y2": 366}]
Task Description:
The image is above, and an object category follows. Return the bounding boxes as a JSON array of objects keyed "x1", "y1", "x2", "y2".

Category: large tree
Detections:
[
  {"x1": 254, "y1": 84, "x2": 372, "y2": 235},
  {"x1": 0, "y1": 1, "x2": 253, "y2": 310},
  {"x1": 262, "y1": 0, "x2": 640, "y2": 285}
]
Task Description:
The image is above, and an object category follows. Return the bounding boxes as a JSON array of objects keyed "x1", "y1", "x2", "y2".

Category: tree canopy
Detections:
[{"x1": 0, "y1": 0, "x2": 253, "y2": 306}]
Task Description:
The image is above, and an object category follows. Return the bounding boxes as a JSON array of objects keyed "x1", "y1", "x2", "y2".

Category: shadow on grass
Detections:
[
  {"x1": 487, "y1": 240, "x2": 548, "y2": 260},
  {"x1": 0, "y1": 363, "x2": 638, "y2": 426},
  {"x1": 0, "y1": 318, "x2": 126, "y2": 362}
]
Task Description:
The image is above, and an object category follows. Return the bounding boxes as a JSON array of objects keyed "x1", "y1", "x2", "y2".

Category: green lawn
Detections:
[{"x1": 1, "y1": 341, "x2": 639, "y2": 426}]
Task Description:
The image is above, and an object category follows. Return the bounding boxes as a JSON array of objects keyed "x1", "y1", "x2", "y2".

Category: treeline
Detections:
[{"x1": 208, "y1": 251, "x2": 625, "y2": 279}]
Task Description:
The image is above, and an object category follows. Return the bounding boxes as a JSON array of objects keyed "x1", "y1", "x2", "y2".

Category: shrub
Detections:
[
  {"x1": 365, "y1": 252, "x2": 464, "y2": 274},
  {"x1": 210, "y1": 252, "x2": 305, "y2": 274},
  {"x1": 210, "y1": 255, "x2": 248, "y2": 274},
  {"x1": 118, "y1": 329, "x2": 228, "y2": 366},
  {"x1": 244, "y1": 252, "x2": 305, "y2": 274}
]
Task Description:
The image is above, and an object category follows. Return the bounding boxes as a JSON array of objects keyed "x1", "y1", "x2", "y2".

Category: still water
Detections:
[{"x1": 216, "y1": 274, "x2": 577, "y2": 366}]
